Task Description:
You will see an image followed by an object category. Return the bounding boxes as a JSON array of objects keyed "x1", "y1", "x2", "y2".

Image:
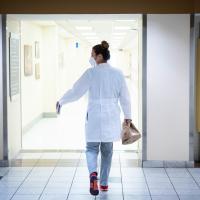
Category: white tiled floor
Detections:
[
  {"x1": 22, "y1": 98, "x2": 139, "y2": 151},
  {"x1": 0, "y1": 151, "x2": 200, "y2": 199}
]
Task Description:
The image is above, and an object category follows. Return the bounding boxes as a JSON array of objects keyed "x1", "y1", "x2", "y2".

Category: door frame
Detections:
[
  {"x1": 1, "y1": 13, "x2": 147, "y2": 166},
  {"x1": 193, "y1": 14, "x2": 200, "y2": 162},
  {"x1": 1, "y1": 14, "x2": 9, "y2": 166}
]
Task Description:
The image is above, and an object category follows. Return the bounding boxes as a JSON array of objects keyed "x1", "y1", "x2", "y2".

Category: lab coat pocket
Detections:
[{"x1": 86, "y1": 112, "x2": 88, "y2": 121}]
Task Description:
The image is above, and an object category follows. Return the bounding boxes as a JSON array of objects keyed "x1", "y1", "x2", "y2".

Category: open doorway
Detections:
[{"x1": 6, "y1": 14, "x2": 143, "y2": 160}]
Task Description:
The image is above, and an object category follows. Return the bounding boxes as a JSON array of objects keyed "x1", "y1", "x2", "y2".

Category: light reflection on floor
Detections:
[{"x1": 22, "y1": 98, "x2": 139, "y2": 151}]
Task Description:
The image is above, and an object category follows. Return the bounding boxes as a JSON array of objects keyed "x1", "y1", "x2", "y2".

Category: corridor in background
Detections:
[{"x1": 10, "y1": 14, "x2": 143, "y2": 152}]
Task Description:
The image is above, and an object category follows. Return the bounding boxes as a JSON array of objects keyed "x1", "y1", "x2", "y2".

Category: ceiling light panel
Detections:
[
  {"x1": 115, "y1": 19, "x2": 136, "y2": 22},
  {"x1": 114, "y1": 26, "x2": 131, "y2": 30},
  {"x1": 81, "y1": 32, "x2": 96, "y2": 36},
  {"x1": 112, "y1": 32, "x2": 127, "y2": 36},
  {"x1": 75, "y1": 26, "x2": 92, "y2": 30}
]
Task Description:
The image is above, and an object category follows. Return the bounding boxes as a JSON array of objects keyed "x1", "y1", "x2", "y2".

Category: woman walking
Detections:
[{"x1": 56, "y1": 40, "x2": 132, "y2": 196}]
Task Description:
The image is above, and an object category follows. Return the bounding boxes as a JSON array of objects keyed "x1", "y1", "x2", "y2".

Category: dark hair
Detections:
[{"x1": 92, "y1": 40, "x2": 110, "y2": 61}]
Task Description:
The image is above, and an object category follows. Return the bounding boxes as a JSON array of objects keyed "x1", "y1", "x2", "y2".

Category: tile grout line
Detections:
[
  {"x1": 37, "y1": 152, "x2": 62, "y2": 200},
  {"x1": 119, "y1": 151, "x2": 125, "y2": 200},
  {"x1": 66, "y1": 151, "x2": 85, "y2": 200},
  {"x1": 163, "y1": 168, "x2": 181, "y2": 200},
  {"x1": 9, "y1": 153, "x2": 44, "y2": 200},
  {"x1": 142, "y1": 168, "x2": 152, "y2": 200},
  {"x1": 186, "y1": 168, "x2": 200, "y2": 189}
]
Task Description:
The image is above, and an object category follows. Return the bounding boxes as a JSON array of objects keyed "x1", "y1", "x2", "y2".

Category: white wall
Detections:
[
  {"x1": 56, "y1": 35, "x2": 91, "y2": 104},
  {"x1": 7, "y1": 16, "x2": 22, "y2": 159},
  {"x1": 21, "y1": 22, "x2": 91, "y2": 135},
  {"x1": 21, "y1": 22, "x2": 43, "y2": 128},
  {"x1": 109, "y1": 49, "x2": 130, "y2": 75},
  {"x1": 147, "y1": 14, "x2": 190, "y2": 161},
  {"x1": 42, "y1": 26, "x2": 91, "y2": 113},
  {"x1": 42, "y1": 26, "x2": 58, "y2": 114}
]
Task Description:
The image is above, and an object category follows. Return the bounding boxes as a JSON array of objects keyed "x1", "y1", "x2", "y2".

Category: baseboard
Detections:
[
  {"x1": 22, "y1": 113, "x2": 43, "y2": 135},
  {"x1": 43, "y1": 112, "x2": 57, "y2": 118},
  {"x1": 0, "y1": 160, "x2": 9, "y2": 167},
  {"x1": 142, "y1": 160, "x2": 194, "y2": 168},
  {"x1": 22, "y1": 112, "x2": 57, "y2": 135}
]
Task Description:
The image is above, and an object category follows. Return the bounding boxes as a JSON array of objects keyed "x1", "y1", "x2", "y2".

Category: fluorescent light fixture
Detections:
[
  {"x1": 114, "y1": 26, "x2": 131, "y2": 30},
  {"x1": 111, "y1": 41, "x2": 121, "y2": 44},
  {"x1": 75, "y1": 26, "x2": 92, "y2": 30},
  {"x1": 112, "y1": 40, "x2": 121, "y2": 43},
  {"x1": 112, "y1": 43, "x2": 121, "y2": 45},
  {"x1": 88, "y1": 40, "x2": 99, "y2": 43},
  {"x1": 112, "y1": 37, "x2": 122, "y2": 40},
  {"x1": 113, "y1": 36, "x2": 124, "y2": 39},
  {"x1": 89, "y1": 41, "x2": 99, "y2": 45},
  {"x1": 81, "y1": 32, "x2": 96, "y2": 36},
  {"x1": 115, "y1": 19, "x2": 136, "y2": 22},
  {"x1": 85, "y1": 35, "x2": 98, "y2": 38},
  {"x1": 111, "y1": 44, "x2": 119, "y2": 46},
  {"x1": 112, "y1": 32, "x2": 127, "y2": 36},
  {"x1": 85, "y1": 38, "x2": 99, "y2": 41}
]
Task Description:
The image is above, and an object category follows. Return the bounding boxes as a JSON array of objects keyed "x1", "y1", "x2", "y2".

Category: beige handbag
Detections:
[{"x1": 121, "y1": 121, "x2": 141, "y2": 145}]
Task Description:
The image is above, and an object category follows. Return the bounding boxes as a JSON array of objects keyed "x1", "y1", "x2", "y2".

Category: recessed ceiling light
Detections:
[
  {"x1": 114, "y1": 26, "x2": 131, "y2": 30},
  {"x1": 75, "y1": 26, "x2": 92, "y2": 30}
]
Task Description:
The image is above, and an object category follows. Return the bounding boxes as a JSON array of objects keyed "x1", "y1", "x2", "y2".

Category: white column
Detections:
[{"x1": 145, "y1": 14, "x2": 190, "y2": 166}]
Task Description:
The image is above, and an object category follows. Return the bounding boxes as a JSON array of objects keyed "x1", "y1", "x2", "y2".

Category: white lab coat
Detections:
[{"x1": 58, "y1": 62, "x2": 132, "y2": 142}]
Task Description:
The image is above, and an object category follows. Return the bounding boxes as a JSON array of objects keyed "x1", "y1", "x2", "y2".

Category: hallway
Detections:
[
  {"x1": 22, "y1": 98, "x2": 138, "y2": 151},
  {"x1": 0, "y1": 151, "x2": 200, "y2": 200},
  {"x1": 1, "y1": 0, "x2": 200, "y2": 197}
]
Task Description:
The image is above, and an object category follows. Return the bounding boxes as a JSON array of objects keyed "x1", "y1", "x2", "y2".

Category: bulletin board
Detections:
[{"x1": 9, "y1": 32, "x2": 20, "y2": 101}]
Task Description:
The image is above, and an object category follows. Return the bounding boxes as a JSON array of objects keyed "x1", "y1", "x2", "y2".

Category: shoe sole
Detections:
[{"x1": 90, "y1": 189, "x2": 99, "y2": 196}]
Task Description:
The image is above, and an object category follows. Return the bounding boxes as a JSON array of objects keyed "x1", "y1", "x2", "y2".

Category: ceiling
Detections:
[
  {"x1": 1, "y1": 0, "x2": 197, "y2": 13},
  {"x1": 12, "y1": 14, "x2": 141, "y2": 49}
]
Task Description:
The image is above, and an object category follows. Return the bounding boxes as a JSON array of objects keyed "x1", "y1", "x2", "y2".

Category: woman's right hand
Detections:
[
  {"x1": 56, "y1": 101, "x2": 62, "y2": 114},
  {"x1": 124, "y1": 119, "x2": 132, "y2": 126}
]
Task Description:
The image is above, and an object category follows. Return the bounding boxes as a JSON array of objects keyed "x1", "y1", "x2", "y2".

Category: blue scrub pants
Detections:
[{"x1": 85, "y1": 142, "x2": 113, "y2": 186}]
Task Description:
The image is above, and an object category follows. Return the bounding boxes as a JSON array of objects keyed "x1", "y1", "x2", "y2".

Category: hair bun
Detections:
[{"x1": 101, "y1": 40, "x2": 109, "y2": 49}]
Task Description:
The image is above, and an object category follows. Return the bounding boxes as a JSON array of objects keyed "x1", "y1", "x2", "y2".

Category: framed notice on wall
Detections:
[
  {"x1": 35, "y1": 41, "x2": 40, "y2": 59},
  {"x1": 24, "y1": 45, "x2": 33, "y2": 76},
  {"x1": 9, "y1": 32, "x2": 20, "y2": 101},
  {"x1": 35, "y1": 63, "x2": 40, "y2": 80}
]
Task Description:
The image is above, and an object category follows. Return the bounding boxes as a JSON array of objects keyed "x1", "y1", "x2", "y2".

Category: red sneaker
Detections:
[
  {"x1": 89, "y1": 172, "x2": 99, "y2": 196},
  {"x1": 100, "y1": 185, "x2": 108, "y2": 191}
]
